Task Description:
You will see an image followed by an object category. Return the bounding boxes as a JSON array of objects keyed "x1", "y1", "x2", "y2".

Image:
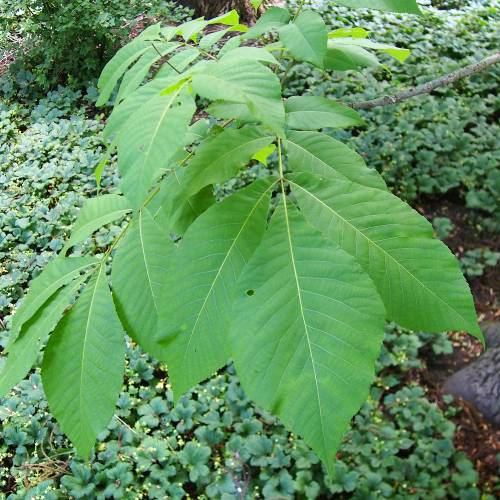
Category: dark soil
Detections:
[
  {"x1": 413, "y1": 197, "x2": 499, "y2": 491},
  {"x1": 416, "y1": 196, "x2": 499, "y2": 321}
]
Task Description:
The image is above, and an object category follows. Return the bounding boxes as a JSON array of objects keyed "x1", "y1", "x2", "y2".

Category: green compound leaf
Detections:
[
  {"x1": 230, "y1": 200, "x2": 385, "y2": 474},
  {"x1": 112, "y1": 209, "x2": 173, "y2": 358},
  {"x1": 158, "y1": 178, "x2": 275, "y2": 400},
  {"x1": 285, "y1": 130, "x2": 386, "y2": 190},
  {"x1": 118, "y1": 88, "x2": 196, "y2": 207},
  {"x1": 42, "y1": 266, "x2": 126, "y2": 458},
  {"x1": 279, "y1": 11, "x2": 328, "y2": 68},
  {"x1": 285, "y1": 96, "x2": 365, "y2": 130},
  {"x1": 191, "y1": 59, "x2": 285, "y2": 133},
  {"x1": 288, "y1": 173, "x2": 482, "y2": 340},
  {"x1": 63, "y1": 194, "x2": 132, "y2": 255},
  {"x1": 7, "y1": 257, "x2": 97, "y2": 348},
  {"x1": 332, "y1": 0, "x2": 422, "y2": 14},
  {"x1": 0, "y1": 276, "x2": 88, "y2": 397}
]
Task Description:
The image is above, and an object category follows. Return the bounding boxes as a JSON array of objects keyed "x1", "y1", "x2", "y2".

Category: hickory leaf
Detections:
[
  {"x1": 324, "y1": 45, "x2": 380, "y2": 71},
  {"x1": 42, "y1": 266, "x2": 126, "y2": 458},
  {"x1": 329, "y1": 38, "x2": 410, "y2": 63},
  {"x1": 288, "y1": 173, "x2": 482, "y2": 340},
  {"x1": 158, "y1": 178, "x2": 275, "y2": 399},
  {"x1": 0, "y1": 276, "x2": 88, "y2": 397},
  {"x1": 8, "y1": 257, "x2": 97, "y2": 348},
  {"x1": 285, "y1": 96, "x2": 365, "y2": 130},
  {"x1": 332, "y1": 0, "x2": 421, "y2": 14},
  {"x1": 279, "y1": 11, "x2": 328, "y2": 68},
  {"x1": 230, "y1": 201, "x2": 385, "y2": 474},
  {"x1": 118, "y1": 87, "x2": 196, "y2": 207},
  {"x1": 7, "y1": 4, "x2": 482, "y2": 473},
  {"x1": 116, "y1": 41, "x2": 180, "y2": 103},
  {"x1": 167, "y1": 126, "x2": 274, "y2": 226},
  {"x1": 285, "y1": 130, "x2": 386, "y2": 190},
  {"x1": 62, "y1": 194, "x2": 132, "y2": 255},
  {"x1": 191, "y1": 59, "x2": 285, "y2": 132},
  {"x1": 96, "y1": 24, "x2": 162, "y2": 106},
  {"x1": 243, "y1": 7, "x2": 291, "y2": 40},
  {"x1": 112, "y1": 209, "x2": 173, "y2": 358}
]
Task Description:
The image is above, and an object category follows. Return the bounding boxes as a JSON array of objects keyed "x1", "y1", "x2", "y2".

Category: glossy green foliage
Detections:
[{"x1": 0, "y1": 1, "x2": 482, "y2": 475}]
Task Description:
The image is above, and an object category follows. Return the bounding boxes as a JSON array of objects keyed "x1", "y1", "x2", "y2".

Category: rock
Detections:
[
  {"x1": 483, "y1": 322, "x2": 500, "y2": 348},
  {"x1": 443, "y1": 347, "x2": 500, "y2": 426}
]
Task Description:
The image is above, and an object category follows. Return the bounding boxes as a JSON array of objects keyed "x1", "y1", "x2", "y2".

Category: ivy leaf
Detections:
[
  {"x1": 158, "y1": 178, "x2": 275, "y2": 400},
  {"x1": 191, "y1": 59, "x2": 285, "y2": 133},
  {"x1": 0, "y1": 276, "x2": 87, "y2": 397},
  {"x1": 7, "y1": 257, "x2": 97, "y2": 348},
  {"x1": 62, "y1": 194, "x2": 132, "y2": 255},
  {"x1": 285, "y1": 130, "x2": 386, "y2": 190},
  {"x1": 285, "y1": 96, "x2": 365, "y2": 130},
  {"x1": 230, "y1": 200, "x2": 385, "y2": 474},
  {"x1": 243, "y1": 7, "x2": 291, "y2": 40},
  {"x1": 112, "y1": 209, "x2": 173, "y2": 358},
  {"x1": 332, "y1": 0, "x2": 422, "y2": 14},
  {"x1": 288, "y1": 173, "x2": 482, "y2": 340},
  {"x1": 279, "y1": 11, "x2": 328, "y2": 68},
  {"x1": 42, "y1": 266, "x2": 126, "y2": 458},
  {"x1": 118, "y1": 89, "x2": 196, "y2": 207}
]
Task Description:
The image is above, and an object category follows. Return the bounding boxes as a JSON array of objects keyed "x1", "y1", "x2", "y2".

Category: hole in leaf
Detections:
[{"x1": 246, "y1": 289, "x2": 255, "y2": 296}]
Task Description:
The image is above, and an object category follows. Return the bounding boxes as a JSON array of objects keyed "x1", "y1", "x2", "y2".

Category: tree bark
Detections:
[
  {"x1": 352, "y1": 52, "x2": 500, "y2": 110},
  {"x1": 179, "y1": 0, "x2": 257, "y2": 21}
]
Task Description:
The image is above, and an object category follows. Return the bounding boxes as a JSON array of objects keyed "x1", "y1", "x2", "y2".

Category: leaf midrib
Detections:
[
  {"x1": 80, "y1": 265, "x2": 105, "y2": 429},
  {"x1": 139, "y1": 83, "x2": 188, "y2": 183},
  {"x1": 138, "y1": 211, "x2": 159, "y2": 313},
  {"x1": 280, "y1": 188, "x2": 328, "y2": 461}
]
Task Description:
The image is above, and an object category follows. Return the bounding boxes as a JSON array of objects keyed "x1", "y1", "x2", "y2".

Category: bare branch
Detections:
[{"x1": 351, "y1": 52, "x2": 500, "y2": 110}]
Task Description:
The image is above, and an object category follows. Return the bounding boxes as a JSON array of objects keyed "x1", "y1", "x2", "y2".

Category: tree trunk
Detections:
[{"x1": 179, "y1": 0, "x2": 257, "y2": 22}]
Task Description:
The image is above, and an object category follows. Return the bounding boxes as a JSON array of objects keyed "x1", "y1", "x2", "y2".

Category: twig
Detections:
[
  {"x1": 351, "y1": 52, "x2": 500, "y2": 110},
  {"x1": 152, "y1": 42, "x2": 181, "y2": 74},
  {"x1": 293, "y1": 0, "x2": 307, "y2": 20}
]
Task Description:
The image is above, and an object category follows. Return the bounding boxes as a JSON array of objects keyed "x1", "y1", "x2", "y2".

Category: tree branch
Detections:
[{"x1": 351, "y1": 52, "x2": 500, "y2": 110}]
